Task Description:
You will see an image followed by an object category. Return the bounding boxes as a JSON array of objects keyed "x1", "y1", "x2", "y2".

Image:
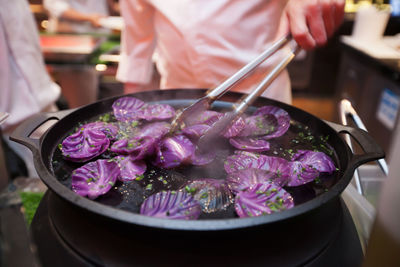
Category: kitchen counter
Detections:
[
  {"x1": 335, "y1": 35, "x2": 400, "y2": 161},
  {"x1": 40, "y1": 33, "x2": 121, "y2": 108},
  {"x1": 340, "y1": 36, "x2": 400, "y2": 82}
]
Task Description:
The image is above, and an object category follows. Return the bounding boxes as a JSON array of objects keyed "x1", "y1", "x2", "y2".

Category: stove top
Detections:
[{"x1": 30, "y1": 191, "x2": 363, "y2": 267}]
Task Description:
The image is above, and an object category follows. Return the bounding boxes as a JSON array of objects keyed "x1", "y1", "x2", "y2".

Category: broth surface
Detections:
[{"x1": 51, "y1": 109, "x2": 339, "y2": 219}]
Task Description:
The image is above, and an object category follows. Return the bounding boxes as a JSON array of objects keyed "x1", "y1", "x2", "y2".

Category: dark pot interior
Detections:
[{"x1": 10, "y1": 89, "x2": 383, "y2": 233}]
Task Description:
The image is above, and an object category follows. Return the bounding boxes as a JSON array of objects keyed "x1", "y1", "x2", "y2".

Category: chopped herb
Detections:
[
  {"x1": 145, "y1": 184, "x2": 153, "y2": 190},
  {"x1": 99, "y1": 113, "x2": 111, "y2": 122},
  {"x1": 135, "y1": 175, "x2": 144, "y2": 181},
  {"x1": 185, "y1": 186, "x2": 196, "y2": 194},
  {"x1": 200, "y1": 192, "x2": 209, "y2": 199}
]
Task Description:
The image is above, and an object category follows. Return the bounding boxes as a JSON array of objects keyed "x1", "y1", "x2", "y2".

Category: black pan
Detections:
[{"x1": 11, "y1": 89, "x2": 383, "y2": 232}]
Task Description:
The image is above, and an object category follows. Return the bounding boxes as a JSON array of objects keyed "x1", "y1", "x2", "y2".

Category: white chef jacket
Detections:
[
  {"x1": 43, "y1": 0, "x2": 110, "y2": 33},
  {"x1": 0, "y1": 0, "x2": 61, "y2": 131},
  {"x1": 117, "y1": 0, "x2": 292, "y2": 103}
]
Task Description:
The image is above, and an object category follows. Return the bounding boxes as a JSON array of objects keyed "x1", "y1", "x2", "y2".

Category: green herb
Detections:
[
  {"x1": 185, "y1": 186, "x2": 196, "y2": 194},
  {"x1": 135, "y1": 175, "x2": 144, "y2": 181},
  {"x1": 99, "y1": 113, "x2": 111, "y2": 122},
  {"x1": 200, "y1": 192, "x2": 209, "y2": 199},
  {"x1": 145, "y1": 184, "x2": 153, "y2": 190}
]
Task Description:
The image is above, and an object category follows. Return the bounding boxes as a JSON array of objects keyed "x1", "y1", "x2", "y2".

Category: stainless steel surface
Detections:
[
  {"x1": 339, "y1": 98, "x2": 389, "y2": 254},
  {"x1": 340, "y1": 99, "x2": 388, "y2": 181},
  {"x1": 339, "y1": 99, "x2": 364, "y2": 195},
  {"x1": 170, "y1": 35, "x2": 293, "y2": 132}
]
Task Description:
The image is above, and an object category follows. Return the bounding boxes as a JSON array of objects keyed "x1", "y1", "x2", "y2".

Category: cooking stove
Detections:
[{"x1": 30, "y1": 190, "x2": 363, "y2": 267}]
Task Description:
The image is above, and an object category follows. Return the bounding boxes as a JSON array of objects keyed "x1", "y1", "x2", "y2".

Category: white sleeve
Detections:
[
  {"x1": 43, "y1": 0, "x2": 70, "y2": 18},
  {"x1": 116, "y1": 0, "x2": 156, "y2": 84}
]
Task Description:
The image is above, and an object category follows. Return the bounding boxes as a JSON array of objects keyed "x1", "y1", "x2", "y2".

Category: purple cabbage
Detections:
[
  {"x1": 234, "y1": 182, "x2": 294, "y2": 218},
  {"x1": 111, "y1": 136, "x2": 156, "y2": 159},
  {"x1": 224, "y1": 151, "x2": 291, "y2": 180},
  {"x1": 115, "y1": 120, "x2": 141, "y2": 140},
  {"x1": 84, "y1": 122, "x2": 118, "y2": 140},
  {"x1": 138, "y1": 103, "x2": 176, "y2": 121},
  {"x1": 253, "y1": 106, "x2": 290, "y2": 139},
  {"x1": 237, "y1": 114, "x2": 278, "y2": 137},
  {"x1": 229, "y1": 137, "x2": 270, "y2": 152},
  {"x1": 114, "y1": 156, "x2": 147, "y2": 182},
  {"x1": 227, "y1": 168, "x2": 287, "y2": 193},
  {"x1": 153, "y1": 135, "x2": 196, "y2": 169},
  {"x1": 71, "y1": 159, "x2": 120, "y2": 199},
  {"x1": 112, "y1": 97, "x2": 146, "y2": 122},
  {"x1": 190, "y1": 149, "x2": 216, "y2": 166},
  {"x1": 182, "y1": 124, "x2": 211, "y2": 140},
  {"x1": 223, "y1": 116, "x2": 246, "y2": 138},
  {"x1": 136, "y1": 121, "x2": 171, "y2": 140},
  {"x1": 287, "y1": 150, "x2": 336, "y2": 187},
  {"x1": 113, "y1": 97, "x2": 175, "y2": 122},
  {"x1": 61, "y1": 122, "x2": 117, "y2": 162},
  {"x1": 291, "y1": 150, "x2": 336, "y2": 173},
  {"x1": 182, "y1": 179, "x2": 233, "y2": 213},
  {"x1": 287, "y1": 161, "x2": 320, "y2": 187},
  {"x1": 185, "y1": 110, "x2": 224, "y2": 127},
  {"x1": 111, "y1": 122, "x2": 170, "y2": 159},
  {"x1": 140, "y1": 190, "x2": 201, "y2": 220}
]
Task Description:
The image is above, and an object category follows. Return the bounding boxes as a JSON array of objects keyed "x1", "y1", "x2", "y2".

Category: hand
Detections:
[
  {"x1": 88, "y1": 14, "x2": 105, "y2": 28},
  {"x1": 285, "y1": 0, "x2": 345, "y2": 50}
]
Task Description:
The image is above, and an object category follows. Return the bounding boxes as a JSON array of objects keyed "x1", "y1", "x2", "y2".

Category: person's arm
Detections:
[
  {"x1": 285, "y1": 0, "x2": 345, "y2": 50},
  {"x1": 116, "y1": 0, "x2": 157, "y2": 93},
  {"x1": 43, "y1": 0, "x2": 105, "y2": 27},
  {"x1": 60, "y1": 9, "x2": 105, "y2": 27}
]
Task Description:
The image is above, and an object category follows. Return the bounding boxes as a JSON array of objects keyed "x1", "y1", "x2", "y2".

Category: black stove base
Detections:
[{"x1": 30, "y1": 191, "x2": 363, "y2": 267}]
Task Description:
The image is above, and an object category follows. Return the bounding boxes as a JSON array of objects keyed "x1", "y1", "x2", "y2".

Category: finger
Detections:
[
  {"x1": 286, "y1": 7, "x2": 316, "y2": 50},
  {"x1": 306, "y1": 1, "x2": 328, "y2": 46},
  {"x1": 333, "y1": 0, "x2": 345, "y2": 29},
  {"x1": 320, "y1": 0, "x2": 335, "y2": 38}
]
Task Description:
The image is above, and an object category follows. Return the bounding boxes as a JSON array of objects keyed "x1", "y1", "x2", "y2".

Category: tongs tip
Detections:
[{"x1": 169, "y1": 97, "x2": 211, "y2": 134}]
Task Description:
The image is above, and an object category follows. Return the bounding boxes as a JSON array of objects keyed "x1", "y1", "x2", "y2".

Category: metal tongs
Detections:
[
  {"x1": 0, "y1": 112, "x2": 9, "y2": 126},
  {"x1": 170, "y1": 35, "x2": 301, "y2": 150}
]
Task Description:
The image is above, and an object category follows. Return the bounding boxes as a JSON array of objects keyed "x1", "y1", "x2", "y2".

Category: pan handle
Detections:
[
  {"x1": 324, "y1": 120, "x2": 385, "y2": 168},
  {"x1": 10, "y1": 109, "x2": 75, "y2": 153}
]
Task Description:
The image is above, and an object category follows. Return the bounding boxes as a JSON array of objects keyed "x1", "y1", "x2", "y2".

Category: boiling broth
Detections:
[{"x1": 50, "y1": 109, "x2": 339, "y2": 219}]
